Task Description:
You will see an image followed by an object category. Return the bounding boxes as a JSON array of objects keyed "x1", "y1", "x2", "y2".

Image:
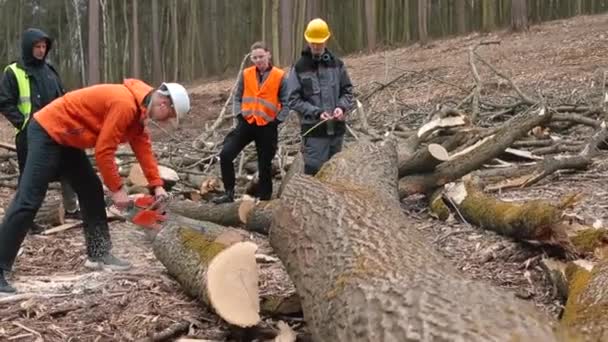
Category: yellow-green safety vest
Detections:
[{"x1": 3, "y1": 63, "x2": 32, "y2": 132}]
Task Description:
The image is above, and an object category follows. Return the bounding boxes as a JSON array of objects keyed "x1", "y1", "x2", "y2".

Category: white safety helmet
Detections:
[{"x1": 158, "y1": 82, "x2": 191, "y2": 125}]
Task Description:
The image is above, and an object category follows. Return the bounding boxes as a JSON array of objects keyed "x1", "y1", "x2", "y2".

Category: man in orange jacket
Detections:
[{"x1": 0, "y1": 79, "x2": 190, "y2": 293}]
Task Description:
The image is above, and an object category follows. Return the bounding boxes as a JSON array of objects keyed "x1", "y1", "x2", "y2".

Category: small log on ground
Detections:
[
  {"x1": 244, "y1": 200, "x2": 279, "y2": 235},
  {"x1": 560, "y1": 260, "x2": 608, "y2": 340},
  {"x1": 271, "y1": 139, "x2": 557, "y2": 341},
  {"x1": 398, "y1": 143, "x2": 449, "y2": 176},
  {"x1": 152, "y1": 216, "x2": 260, "y2": 327},
  {"x1": 34, "y1": 196, "x2": 65, "y2": 227},
  {"x1": 168, "y1": 199, "x2": 256, "y2": 228},
  {"x1": 399, "y1": 107, "x2": 552, "y2": 197},
  {"x1": 129, "y1": 163, "x2": 180, "y2": 190},
  {"x1": 443, "y1": 181, "x2": 573, "y2": 248}
]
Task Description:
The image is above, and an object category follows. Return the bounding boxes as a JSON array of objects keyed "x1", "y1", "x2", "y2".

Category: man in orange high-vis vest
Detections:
[{"x1": 213, "y1": 41, "x2": 289, "y2": 204}]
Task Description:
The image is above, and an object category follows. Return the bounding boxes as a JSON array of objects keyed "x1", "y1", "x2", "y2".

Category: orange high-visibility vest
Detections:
[{"x1": 241, "y1": 66, "x2": 284, "y2": 126}]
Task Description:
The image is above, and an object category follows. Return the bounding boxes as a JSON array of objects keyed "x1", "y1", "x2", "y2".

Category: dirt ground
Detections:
[{"x1": 1, "y1": 13, "x2": 608, "y2": 341}]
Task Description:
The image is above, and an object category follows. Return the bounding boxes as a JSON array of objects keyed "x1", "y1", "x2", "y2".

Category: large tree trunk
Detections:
[{"x1": 270, "y1": 139, "x2": 557, "y2": 341}]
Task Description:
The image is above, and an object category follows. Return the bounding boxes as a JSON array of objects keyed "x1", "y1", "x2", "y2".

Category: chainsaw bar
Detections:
[{"x1": 106, "y1": 194, "x2": 171, "y2": 230}]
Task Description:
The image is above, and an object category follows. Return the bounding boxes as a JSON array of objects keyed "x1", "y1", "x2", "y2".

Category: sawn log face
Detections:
[{"x1": 270, "y1": 140, "x2": 557, "y2": 342}]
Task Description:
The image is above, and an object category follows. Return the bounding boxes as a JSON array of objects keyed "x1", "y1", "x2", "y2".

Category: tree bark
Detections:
[
  {"x1": 364, "y1": 0, "x2": 376, "y2": 51},
  {"x1": 455, "y1": 0, "x2": 466, "y2": 34},
  {"x1": 417, "y1": 0, "x2": 428, "y2": 45},
  {"x1": 270, "y1": 139, "x2": 557, "y2": 341},
  {"x1": 511, "y1": 0, "x2": 529, "y2": 32},
  {"x1": 131, "y1": 0, "x2": 140, "y2": 78},
  {"x1": 151, "y1": 0, "x2": 162, "y2": 84},
  {"x1": 87, "y1": 0, "x2": 100, "y2": 85},
  {"x1": 560, "y1": 260, "x2": 608, "y2": 340}
]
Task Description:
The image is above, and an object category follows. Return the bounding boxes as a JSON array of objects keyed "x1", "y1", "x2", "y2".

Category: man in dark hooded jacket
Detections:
[{"x1": 0, "y1": 28, "x2": 80, "y2": 232}]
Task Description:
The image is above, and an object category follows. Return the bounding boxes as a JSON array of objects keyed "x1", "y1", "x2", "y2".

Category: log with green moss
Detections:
[
  {"x1": 152, "y1": 215, "x2": 300, "y2": 327},
  {"x1": 271, "y1": 139, "x2": 558, "y2": 341},
  {"x1": 559, "y1": 260, "x2": 608, "y2": 340},
  {"x1": 443, "y1": 180, "x2": 573, "y2": 247}
]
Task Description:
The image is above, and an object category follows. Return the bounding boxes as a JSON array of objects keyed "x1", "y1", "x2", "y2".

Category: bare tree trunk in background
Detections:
[
  {"x1": 262, "y1": 0, "x2": 267, "y2": 44},
  {"x1": 417, "y1": 0, "x2": 428, "y2": 45},
  {"x1": 293, "y1": 0, "x2": 307, "y2": 56},
  {"x1": 88, "y1": 0, "x2": 100, "y2": 85},
  {"x1": 100, "y1": 0, "x2": 109, "y2": 82},
  {"x1": 122, "y1": 0, "x2": 130, "y2": 78},
  {"x1": 272, "y1": 0, "x2": 280, "y2": 64},
  {"x1": 280, "y1": 0, "x2": 293, "y2": 66},
  {"x1": 511, "y1": 0, "x2": 528, "y2": 32},
  {"x1": 132, "y1": 0, "x2": 141, "y2": 78},
  {"x1": 69, "y1": 0, "x2": 86, "y2": 86},
  {"x1": 482, "y1": 0, "x2": 496, "y2": 32},
  {"x1": 306, "y1": 0, "x2": 318, "y2": 20},
  {"x1": 365, "y1": 0, "x2": 376, "y2": 51},
  {"x1": 456, "y1": 0, "x2": 466, "y2": 34},
  {"x1": 172, "y1": 0, "x2": 179, "y2": 80},
  {"x1": 152, "y1": 0, "x2": 162, "y2": 85}
]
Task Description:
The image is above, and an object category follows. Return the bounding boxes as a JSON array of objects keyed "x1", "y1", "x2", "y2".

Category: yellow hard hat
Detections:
[{"x1": 304, "y1": 18, "x2": 331, "y2": 44}]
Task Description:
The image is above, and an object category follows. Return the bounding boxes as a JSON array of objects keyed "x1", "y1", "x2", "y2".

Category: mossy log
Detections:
[
  {"x1": 443, "y1": 181, "x2": 574, "y2": 246},
  {"x1": 152, "y1": 217, "x2": 260, "y2": 327},
  {"x1": 168, "y1": 199, "x2": 256, "y2": 228},
  {"x1": 34, "y1": 196, "x2": 65, "y2": 227},
  {"x1": 271, "y1": 139, "x2": 557, "y2": 341},
  {"x1": 560, "y1": 260, "x2": 608, "y2": 340},
  {"x1": 398, "y1": 108, "x2": 552, "y2": 197},
  {"x1": 152, "y1": 215, "x2": 300, "y2": 325}
]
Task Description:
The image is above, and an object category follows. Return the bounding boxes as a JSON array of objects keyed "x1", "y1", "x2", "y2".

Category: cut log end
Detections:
[
  {"x1": 206, "y1": 241, "x2": 260, "y2": 327},
  {"x1": 238, "y1": 197, "x2": 258, "y2": 224},
  {"x1": 428, "y1": 143, "x2": 449, "y2": 161}
]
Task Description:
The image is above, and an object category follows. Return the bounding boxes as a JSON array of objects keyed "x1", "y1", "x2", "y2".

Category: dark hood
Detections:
[{"x1": 21, "y1": 28, "x2": 52, "y2": 67}]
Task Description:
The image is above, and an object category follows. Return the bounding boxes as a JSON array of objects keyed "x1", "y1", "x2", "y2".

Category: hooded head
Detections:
[{"x1": 21, "y1": 28, "x2": 52, "y2": 67}]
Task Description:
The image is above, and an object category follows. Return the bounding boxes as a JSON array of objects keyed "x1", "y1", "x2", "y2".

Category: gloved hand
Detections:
[
  {"x1": 111, "y1": 187, "x2": 131, "y2": 209},
  {"x1": 153, "y1": 186, "x2": 168, "y2": 201},
  {"x1": 333, "y1": 107, "x2": 345, "y2": 121}
]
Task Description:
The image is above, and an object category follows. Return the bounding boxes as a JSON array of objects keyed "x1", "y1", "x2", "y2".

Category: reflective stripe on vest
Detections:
[
  {"x1": 241, "y1": 66, "x2": 284, "y2": 126},
  {"x1": 4, "y1": 63, "x2": 32, "y2": 132}
]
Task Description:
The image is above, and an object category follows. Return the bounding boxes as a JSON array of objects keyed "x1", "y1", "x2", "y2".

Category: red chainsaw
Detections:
[{"x1": 105, "y1": 194, "x2": 171, "y2": 230}]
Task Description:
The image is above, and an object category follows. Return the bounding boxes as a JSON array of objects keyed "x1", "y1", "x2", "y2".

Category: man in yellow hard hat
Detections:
[{"x1": 287, "y1": 18, "x2": 354, "y2": 175}]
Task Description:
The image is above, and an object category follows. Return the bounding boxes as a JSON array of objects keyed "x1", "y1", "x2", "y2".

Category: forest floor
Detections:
[{"x1": 1, "y1": 13, "x2": 608, "y2": 341}]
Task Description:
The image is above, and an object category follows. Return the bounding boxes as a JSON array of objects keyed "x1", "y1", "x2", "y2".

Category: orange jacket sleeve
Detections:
[
  {"x1": 94, "y1": 101, "x2": 140, "y2": 192},
  {"x1": 128, "y1": 127, "x2": 163, "y2": 189}
]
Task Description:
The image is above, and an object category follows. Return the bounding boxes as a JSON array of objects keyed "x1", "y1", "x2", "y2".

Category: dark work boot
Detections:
[
  {"x1": 29, "y1": 222, "x2": 45, "y2": 235},
  {"x1": 212, "y1": 189, "x2": 235, "y2": 204},
  {"x1": 82, "y1": 222, "x2": 130, "y2": 271},
  {"x1": 0, "y1": 269, "x2": 16, "y2": 293},
  {"x1": 84, "y1": 253, "x2": 132, "y2": 271}
]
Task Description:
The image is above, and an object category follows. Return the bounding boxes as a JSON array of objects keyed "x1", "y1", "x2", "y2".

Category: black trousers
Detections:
[
  {"x1": 15, "y1": 125, "x2": 79, "y2": 212},
  {"x1": 0, "y1": 118, "x2": 110, "y2": 271},
  {"x1": 219, "y1": 119, "x2": 278, "y2": 200}
]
